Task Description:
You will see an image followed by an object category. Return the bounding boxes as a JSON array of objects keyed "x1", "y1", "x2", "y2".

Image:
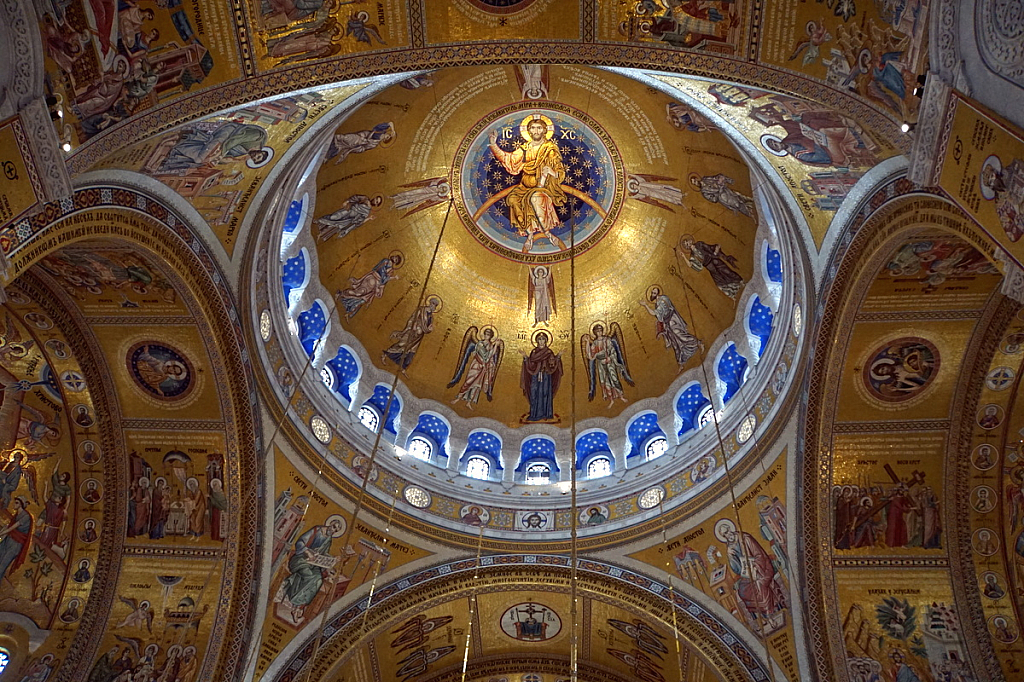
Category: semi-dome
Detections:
[{"x1": 258, "y1": 65, "x2": 805, "y2": 544}]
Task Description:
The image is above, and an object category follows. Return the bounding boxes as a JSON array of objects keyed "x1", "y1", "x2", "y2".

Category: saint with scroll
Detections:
[{"x1": 488, "y1": 115, "x2": 568, "y2": 253}]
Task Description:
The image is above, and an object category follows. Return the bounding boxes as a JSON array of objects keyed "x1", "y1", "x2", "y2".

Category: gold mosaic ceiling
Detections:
[{"x1": 309, "y1": 65, "x2": 762, "y2": 427}]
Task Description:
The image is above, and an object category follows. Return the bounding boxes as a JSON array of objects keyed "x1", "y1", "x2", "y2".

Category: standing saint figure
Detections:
[
  {"x1": 676, "y1": 235, "x2": 745, "y2": 299},
  {"x1": 37, "y1": 467, "x2": 71, "y2": 548},
  {"x1": 488, "y1": 116, "x2": 568, "y2": 253},
  {"x1": 640, "y1": 286, "x2": 703, "y2": 369},
  {"x1": 382, "y1": 295, "x2": 442, "y2": 375},
  {"x1": 315, "y1": 194, "x2": 382, "y2": 241},
  {"x1": 390, "y1": 177, "x2": 450, "y2": 217},
  {"x1": 689, "y1": 173, "x2": 756, "y2": 218},
  {"x1": 580, "y1": 322, "x2": 634, "y2": 407},
  {"x1": 184, "y1": 478, "x2": 206, "y2": 538},
  {"x1": 627, "y1": 174, "x2": 686, "y2": 212},
  {"x1": 520, "y1": 331, "x2": 563, "y2": 422},
  {"x1": 336, "y1": 252, "x2": 402, "y2": 319},
  {"x1": 448, "y1": 326, "x2": 505, "y2": 408},
  {"x1": 528, "y1": 265, "x2": 556, "y2": 326}
]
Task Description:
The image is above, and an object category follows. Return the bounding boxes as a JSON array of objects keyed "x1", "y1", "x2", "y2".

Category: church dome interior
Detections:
[
  {"x1": 260, "y1": 65, "x2": 804, "y2": 543},
  {"x1": 0, "y1": 0, "x2": 1023, "y2": 681}
]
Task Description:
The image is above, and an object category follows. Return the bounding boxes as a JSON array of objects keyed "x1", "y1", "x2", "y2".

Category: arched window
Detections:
[
  {"x1": 295, "y1": 299, "x2": 330, "y2": 359},
  {"x1": 361, "y1": 385, "x2": 402, "y2": 435},
  {"x1": 717, "y1": 343, "x2": 749, "y2": 404},
  {"x1": 698, "y1": 404, "x2": 716, "y2": 428},
  {"x1": 626, "y1": 412, "x2": 668, "y2": 462},
  {"x1": 407, "y1": 435, "x2": 432, "y2": 461},
  {"x1": 320, "y1": 366, "x2": 334, "y2": 390},
  {"x1": 466, "y1": 456, "x2": 490, "y2": 480},
  {"x1": 766, "y1": 245, "x2": 783, "y2": 283},
  {"x1": 645, "y1": 436, "x2": 669, "y2": 460},
  {"x1": 324, "y1": 345, "x2": 361, "y2": 403},
  {"x1": 748, "y1": 296, "x2": 774, "y2": 357},
  {"x1": 0, "y1": 648, "x2": 9, "y2": 674},
  {"x1": 516, "y1": 436, "x2": 559, "y2": 484},
  {"x1": 358, "y1": 406, "x2": 379, "y2": 432},
  {"x1": 587, "y1": 456, "x2": 612, "y2": 479},
  {"x1": 526, "y1": 463, "x2": 551, "y2": 484},
  {"x1": 675, "y1": 383, "x2": 711, "y2": 437},
  {"x1": 282, "y1": 248, "x2": 309, "y2": 309}
]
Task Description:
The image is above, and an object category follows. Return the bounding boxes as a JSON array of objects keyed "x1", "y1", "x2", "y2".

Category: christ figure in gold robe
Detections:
[{"x1": 488, "y1": 116, "x2": 568, "y2": 253}]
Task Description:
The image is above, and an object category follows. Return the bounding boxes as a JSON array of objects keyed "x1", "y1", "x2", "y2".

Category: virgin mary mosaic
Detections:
[{"x1": 127, "y1": 343, "x2": 195, "y2": 400}]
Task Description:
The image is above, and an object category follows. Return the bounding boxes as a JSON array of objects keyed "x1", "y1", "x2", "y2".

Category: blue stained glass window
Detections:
[
  {"x1": 748, "y1": 297, "x2": 774, "y2": 357},
  {"x1": 295, "y1": 300, "x2": 328, "y2": 358},
  {"x1": 363, "y1": 385, "x2": 401, "y2": 434},
  {"x1": 463, "y1": 431, "x2": 503, "y2": 471},
  {"x1": 675, "y1": 383, "x2": 711, "y2": 436},
  {"x1": 282, "y1": 198, "x2": 305, "y2": 233},
  {"x1": 766, "y1": 246, "x2": 783, "y2": 283},
  {"x1": 718, "y1": 344, "x2": 749, "y2": 404},
  {"x1": 626, "y1": 412, "x2": 666, "y2": 459},
  {"x1": 408, "y1": 413, "x2": 450, "y2": 460},
  {"x1": 282, "y1": 250, "x2": 307, "y2": 303},
  {"x1": 325, "y1": 346, "x2": 360, "y2": 401}
]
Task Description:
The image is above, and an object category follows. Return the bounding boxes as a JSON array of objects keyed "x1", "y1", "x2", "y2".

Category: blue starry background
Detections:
[{"x1": 462, "y1": 111, "x2": 616, "y2": 255}]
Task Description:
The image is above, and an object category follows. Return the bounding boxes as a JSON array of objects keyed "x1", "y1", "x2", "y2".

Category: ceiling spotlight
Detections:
[
  {"x1": 901, "y1": 122, "x2": 911, "y2": 133},
  {"x1": 62, "y1": 142, "x2": 71, "y2": 152}
]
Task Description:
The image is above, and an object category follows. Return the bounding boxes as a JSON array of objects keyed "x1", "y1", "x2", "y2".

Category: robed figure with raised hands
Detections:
[{"x1": 520, "y1": 330, "x2": 563, "y2": 422}]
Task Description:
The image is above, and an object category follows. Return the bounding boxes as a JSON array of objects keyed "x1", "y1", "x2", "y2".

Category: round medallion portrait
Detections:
[
  {"x1": 861, "y1": 337, "x2": 939, "y2": 404},
  {"x1": 977, "y1": 403, "x2": 1005, "y2": 430},
  {"x1": 972, "y1": 443, "x2": 998, "y2": 471},
  {"x1": 499, "y1": 602, "x2": 561, "y2": 642},
  {"x1": 460, "y1": 504, "x2": 490, "y2": 526},
  {"x1": 454, "y1": 102, "x2": 624, "y2": 264},
  {"x1": 126, "y1": 343, "x2": 195, "y2": 401}
]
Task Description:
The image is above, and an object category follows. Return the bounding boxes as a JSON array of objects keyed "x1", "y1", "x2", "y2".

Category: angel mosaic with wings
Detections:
[
  {"x1": 528, "y1": 266, "x2": 556, "y2": 327},
  {"x1": 580, "y1": 322, "x2": 634, "y2": 407},
  {"x1": 0, "y1": 314, "x2": 34, "y2": 362},
  {"x1": 115, "y1": 595, "x2": 155, "y2": 633},
  {"x1": 0, "y1": 449, "x2": 56, "y2": 509},
  {"x1": 448, "y1": 326, "x2": 504, "y2": 409}
]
